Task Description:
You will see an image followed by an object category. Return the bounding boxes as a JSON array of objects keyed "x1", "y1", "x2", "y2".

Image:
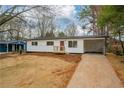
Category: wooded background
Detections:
[{"x1": 0, "y1": 5, "x2": 124, "y2": 55}]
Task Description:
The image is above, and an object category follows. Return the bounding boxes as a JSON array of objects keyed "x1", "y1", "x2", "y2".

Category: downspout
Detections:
[{"x1": 104, "y1": 37, "x2": 106, "y2": 55}]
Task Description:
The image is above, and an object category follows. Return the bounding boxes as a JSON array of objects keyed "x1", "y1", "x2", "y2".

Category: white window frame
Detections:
[
  {"x1": 31, "y1": 41, "x2": 38, "y2": 46},
  {"x1": 46, "y1": 41, "x2": 54, "y2": 46},
  {"x1": 68, "y1": 41, "x2": 77, "y2": 48}
]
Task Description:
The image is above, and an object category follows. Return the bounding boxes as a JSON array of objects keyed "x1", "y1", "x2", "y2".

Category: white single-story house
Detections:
[{"x1": 26, "y1": 36, "x2": 106, "y2": 54}]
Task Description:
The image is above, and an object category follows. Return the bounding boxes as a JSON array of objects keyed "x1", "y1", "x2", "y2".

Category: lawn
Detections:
[
  {"x1": 106, "y1": 53, "x2": 124, "y2": 86},
  {"x1": 0, "y1": 53, "x2": 81, "y2": 88}
]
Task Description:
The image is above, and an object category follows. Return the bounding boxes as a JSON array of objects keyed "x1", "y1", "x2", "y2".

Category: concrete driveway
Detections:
[{"x1": 67, "y1": 54, "x2": 123, "y2": 88}]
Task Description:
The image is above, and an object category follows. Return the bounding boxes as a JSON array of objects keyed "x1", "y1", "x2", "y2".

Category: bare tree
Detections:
[
  {"x1": 0, "y1": 5, "x2": 57, "y2": 40},
  {"x1": 0, "y1": 15, "x2": 27, "y2": 40},
  {"x1": 35, "y1": 13, "x2": 56, "y2": 37},
  {"x1": 0, "y1": 6, "x2": 40, "y2": 27},
  {"x1": 65, "y1": 22, "x2": 77, "y2": 36},
  {"x1": 0, "y1": 5, "x2": 65, "y2": 40}
]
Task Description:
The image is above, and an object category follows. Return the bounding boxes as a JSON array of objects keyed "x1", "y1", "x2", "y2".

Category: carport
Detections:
[{"x1": 83, "y1": 39, "x2": 105, "y2": 54}]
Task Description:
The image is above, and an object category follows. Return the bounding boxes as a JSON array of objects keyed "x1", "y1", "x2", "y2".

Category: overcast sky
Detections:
[
  {"x1": 54, "y1": 5, "x2": 85, "y2": 35},
  {"x1": 53, "y1": 5, "x2": 90, "y2": 36}
]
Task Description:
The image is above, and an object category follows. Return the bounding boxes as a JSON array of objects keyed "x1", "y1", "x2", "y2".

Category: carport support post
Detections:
[
  {"x1": 15, "y1": 44, "x2": 18, "y2": 52},
  {"x1": 103, "y1": 45, "x2": 106, "y2": 55},
  {"x1": 7, "y1": 43, "x2": 8, "y2": 53},
  {"x1": 104, "y1": 37, "x2": 107, "y2": 55},
  {"x1": 24, "y1": 44, "x2": 26, "y2": 53},
  {"x1": 12, "y1": 44, "x2": 15, "y2": 52},
  {"x1": 19, "y1": 45, "x2": 21, "y2": 51}
]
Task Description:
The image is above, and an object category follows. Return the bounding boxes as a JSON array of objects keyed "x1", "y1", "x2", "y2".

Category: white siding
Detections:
[
  {"x1": 27, "y1": 40, "x2": 54, "y2": 52},
  {"x1": 65, "y1": 39, "x2": 84, "y2": 53},
  {"x1": 26, "y1": 38, "x2": 105, "y2": 53},
  {"x1": 27, "y1": 39, "x2": 84, "y2": 53}
]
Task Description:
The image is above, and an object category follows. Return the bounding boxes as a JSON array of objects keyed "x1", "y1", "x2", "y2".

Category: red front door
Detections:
[{"x1": 60, "y1": 41, "x2": 64, "y2": 51}]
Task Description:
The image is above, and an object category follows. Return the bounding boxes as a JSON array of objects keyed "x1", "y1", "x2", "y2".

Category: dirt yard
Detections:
[
  {"x1": 106, "y1": 53, "x2": 124, "y2": 86},
  {"x1": 0, "y1": 53, "x2": 81, "y2": 88}
]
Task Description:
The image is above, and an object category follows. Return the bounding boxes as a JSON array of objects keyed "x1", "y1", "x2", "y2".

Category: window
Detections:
[
  {"x1": 47, "y1": 41, "x2": 54, "y2": 46},
  {"x1": 68, "y1": 41, "x2": 77, "y2": 48},
  {"x1": 32, "y1": 42, "x2": 38, "y2": 46}
]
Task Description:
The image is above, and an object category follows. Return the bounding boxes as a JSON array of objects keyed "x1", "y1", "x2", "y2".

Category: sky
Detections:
[
  {"x1": 53, "y1": 5, "x2": 89, "y2": 36},
  {"x1": 54, "y1": 5, "x2": 83, "y2": 34}
]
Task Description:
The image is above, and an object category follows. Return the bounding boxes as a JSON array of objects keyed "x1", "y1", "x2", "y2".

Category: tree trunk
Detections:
[{"x1": 118, "y1": 31, "x2": 124, "y2": 54}]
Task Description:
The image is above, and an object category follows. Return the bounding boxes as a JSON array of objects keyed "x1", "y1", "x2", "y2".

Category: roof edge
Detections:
[{"x1": 27, "y1": 36, "x2": 107, "y2": 41}]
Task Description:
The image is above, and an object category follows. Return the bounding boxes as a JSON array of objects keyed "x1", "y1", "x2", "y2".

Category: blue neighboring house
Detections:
[{"x1": 0, "y1": 40, "x2": 26, "y2": 53}]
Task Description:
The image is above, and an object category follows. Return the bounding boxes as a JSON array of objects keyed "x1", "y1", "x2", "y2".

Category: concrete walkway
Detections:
[{"x1": 67, "y1": 54, "x2": 123, "y2": 88}]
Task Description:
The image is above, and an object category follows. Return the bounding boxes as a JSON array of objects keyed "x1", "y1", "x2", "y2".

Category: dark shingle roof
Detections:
[{"x1": 27, "y1": 36, "x2": 107, "y2": 41}]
